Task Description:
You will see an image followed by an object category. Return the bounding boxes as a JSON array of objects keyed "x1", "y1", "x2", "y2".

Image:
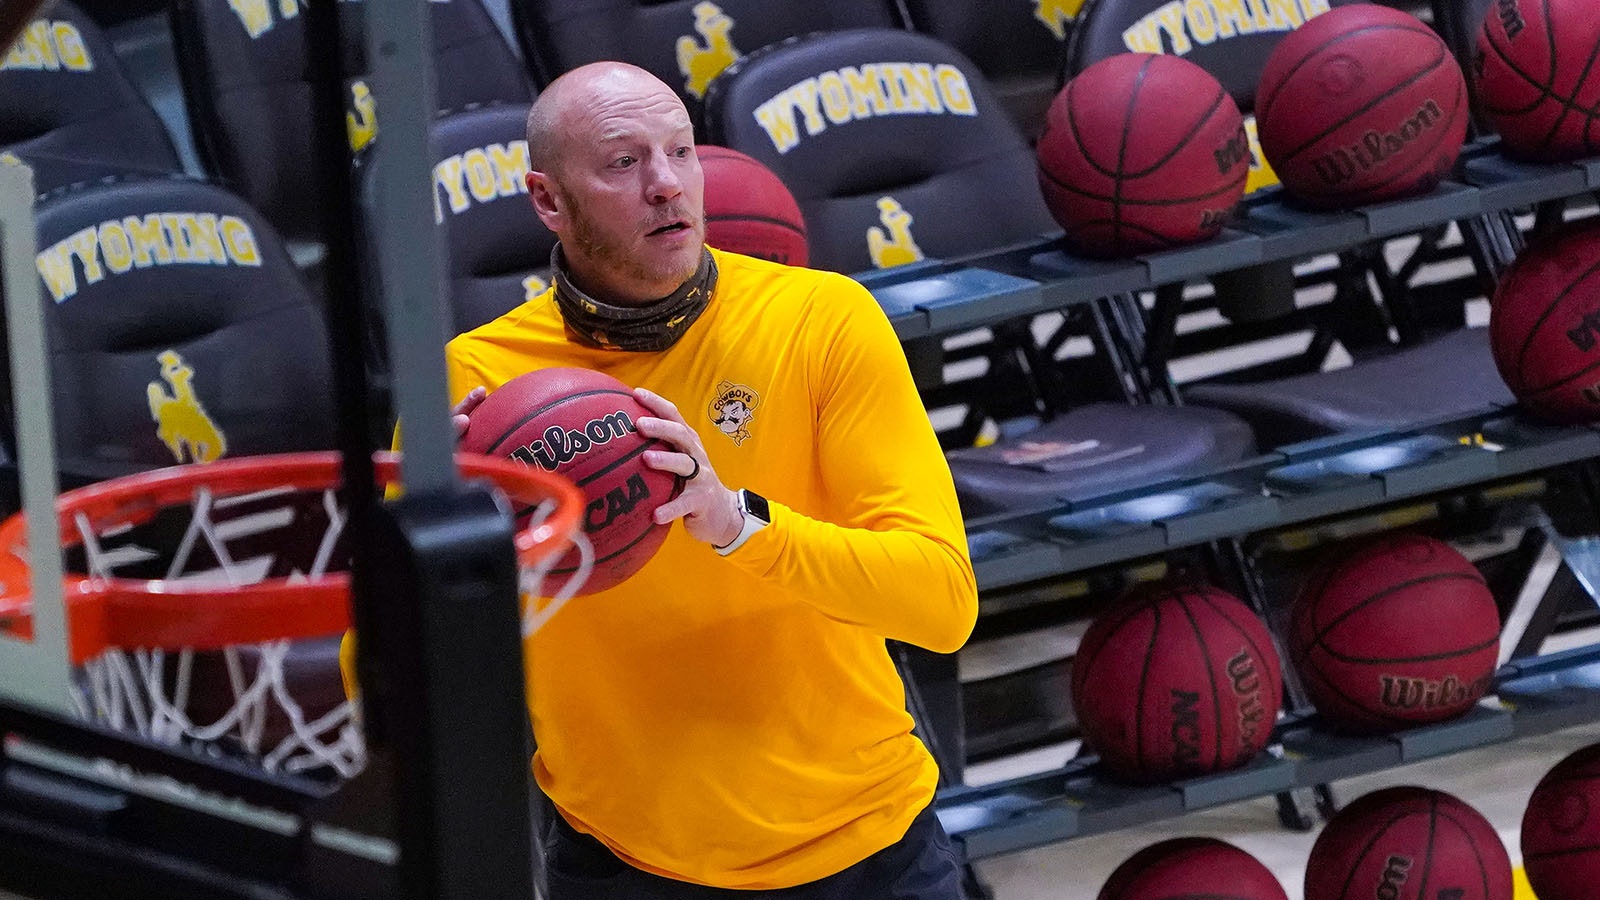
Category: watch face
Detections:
[{"x1": 743, "y1": 490, "x2": 771, "y2": 524}]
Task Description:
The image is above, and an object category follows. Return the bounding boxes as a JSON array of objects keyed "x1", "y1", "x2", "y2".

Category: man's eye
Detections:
[
  {"x1": 612, "y1": 155, "x2": 635, "y2": 168},
  {"x1": 673, "y1": 147, "x2": 692, "y2": 158}
]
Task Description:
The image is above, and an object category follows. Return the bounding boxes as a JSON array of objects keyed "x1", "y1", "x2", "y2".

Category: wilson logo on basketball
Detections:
[
  {"x1": 1309, "y1": 99, "x2": 1445, "y2": 187},
  {"x1": 1213, "y1": 126, "x2": 1251, "y2": 175},
  {"x1": 1170, "y1": 688, "x2": 1202, "y2": 768},
  {"x1": 508, "y1": 410, "x2": 637, "y2": 472},
  {"x1": 1227, "y1": 650, "x2": 1268, "y2": 753},
  {"x1": 1565, "y1": 312, "x2": 1600, "y2": 352},
  {"x1": 1376, "y1": 855, "x2": 1411, "y2": 900},
  {"x1": 1376, "y1": 673, "x2": 1491, "y2": 711},
  {"x1": 1497, "y1": 0, "x2": 1526, "y2": 39}
]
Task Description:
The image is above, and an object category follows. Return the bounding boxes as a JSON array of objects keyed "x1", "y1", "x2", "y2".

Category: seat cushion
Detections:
[
  {"x1": 946, "y1": 402, "x2": 1257, "y2": 517},
  {"x1": 1185, "y1": 327, "x2": 1516, "y2": 447}
]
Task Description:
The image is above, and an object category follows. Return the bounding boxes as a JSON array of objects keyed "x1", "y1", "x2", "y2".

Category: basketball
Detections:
[
  {"x1": 1288, "y1": 533, "x2": 1499, "y2": 734},
  {"x1": 1070, "y1": 581, "x2": 1282, "y2": 782},
  {"x1": 459, "y1": 367, "x2": 681, "y2": 595},
  {"x1": 1036, "y1": 53, "x2": 1250, "y2": 258},
  {"x1": 1256, "y1": 4, "x2": 1469, "y2": 209},
  {"x1": 1522, "y1": 743, "x2": 1600, "y2": 900},
  {"x1": 1098, "y1": 838, "x2": 1288, "y2": 900},
  {"x1": 1305, "y1": 786, "x2": 1513, "y2": 900},
  {"x1": 1489, "y1": 218, "x2": 1600, "y2": 423},
  {"x1": 1475, "y1": 0, "x2": 1600, "y2": 162},
  {"x1": 698, "y1": 145, "x2": 809, "y2": 266}
]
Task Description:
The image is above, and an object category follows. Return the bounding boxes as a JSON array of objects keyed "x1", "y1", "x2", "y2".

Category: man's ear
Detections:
[{"x1": 526, "y1": 170, "x2": 564, "y2": 231}]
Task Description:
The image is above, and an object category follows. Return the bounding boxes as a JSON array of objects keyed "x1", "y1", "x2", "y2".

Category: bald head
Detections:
[
  {"x1": 520, "y1": 61, "x2": 706, "y2": 306},
  {"x1": 525, "y1": 62, "x2": 685, "y2": 175}
]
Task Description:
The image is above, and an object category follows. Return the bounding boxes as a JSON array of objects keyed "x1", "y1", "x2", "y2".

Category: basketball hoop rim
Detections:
[{"x1": 0, "y1": 451, "x2": 584, "y2": 665}]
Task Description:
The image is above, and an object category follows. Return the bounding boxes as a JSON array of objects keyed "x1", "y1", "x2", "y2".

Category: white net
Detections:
[{"x1": 61, "y1": 473, "x2": 590, "y2": 781}]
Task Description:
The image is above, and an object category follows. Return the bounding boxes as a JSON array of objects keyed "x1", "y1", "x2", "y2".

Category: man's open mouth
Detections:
[{"x1": 648, "y1": 221, "x2": 689, "y2": 236}]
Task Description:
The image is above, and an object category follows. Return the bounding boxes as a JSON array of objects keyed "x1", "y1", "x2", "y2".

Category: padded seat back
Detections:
[
  {"x1": 702, "y1": 28, "x2": 1058, "y2": 275},
  {"x1": 171, "y1": 0, "x2": 531, "y2": 246},
  {"x1": 0, "y1": 0, "x2": 181, "y2": 192},
  {"x1": 1433, "y1": 0, "x2": 1494, "y2": 125},
  {"x1": 362, "y1": 102, "x2": 556, "y2": 338},
  {"x1": 32, "y1": 176, "x2": 336, "y2": 479},
  {"x1": 511, "y1": 0, "x2": 904, "y2": 109},
  {"x1": 901, "y1": 0, "x2": 1076, "y2": 138}
]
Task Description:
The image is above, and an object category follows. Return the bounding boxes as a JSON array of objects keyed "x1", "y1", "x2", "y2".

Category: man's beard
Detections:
[{"x1": 563, "y1": 189, "x2": 703, "y2": 295}]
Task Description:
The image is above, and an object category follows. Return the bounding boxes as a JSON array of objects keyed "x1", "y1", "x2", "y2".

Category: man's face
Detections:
[{"x1": 532, "y1": 80, "x2": 706, "y2": 304}]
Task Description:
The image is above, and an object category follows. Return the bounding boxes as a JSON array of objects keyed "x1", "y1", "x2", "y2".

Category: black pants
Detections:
[{"x1": 542, "y1": 802, "x2": 967, "y2": 899}]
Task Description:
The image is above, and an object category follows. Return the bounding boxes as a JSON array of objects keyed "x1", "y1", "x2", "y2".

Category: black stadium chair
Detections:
[
  {"x1": 359, "y1": 102, "x2": 557, "y2": 344},
  {"x1": 26, "y1": 174, "x2": 344, "y2": 740},
  {"x1": 702, "y1": 27, "x2": 1057, "y2": 275},
  {"x1": 30, "y1": 175, "x2": 336, "y2": 482},
  {"x1": 509, "y1": 0, "x2": 905, "y2": 113},
  {"x1": 170, "y1": 0, "x2": 530, "y2": 251},
  {"x1": 900, "y1": 0, "x2": 1077, "y2": 139},
  {"x1": 0, "y1": 0, "x2": 182, "y2": 193},
  {"x1": 428, "y1": 103, "x2": 557, "y2": 337}
]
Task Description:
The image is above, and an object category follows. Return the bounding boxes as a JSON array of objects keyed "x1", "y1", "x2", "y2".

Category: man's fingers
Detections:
[
  {"x1": 652, "y1": 496, "x2": 693, "y2": 525},
  {"x1": 633, "y1": 387, "x2": 685, "y2": 424},
  {"x1": 452, "y1": 413, "x2": 471, "y2": 440},
  {"x1": 452, "y1": 385, "x2": 487, "y2": 418},
  {"x1": 643, "y1": 449, "x2": 700, "y2": 479},
  {"x1": 636, "y1": 414, "x2": 702, "y2": 452}
]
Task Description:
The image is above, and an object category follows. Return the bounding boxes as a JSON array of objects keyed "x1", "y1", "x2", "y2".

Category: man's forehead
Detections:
[{"x1": 589, "y1": 96, "x2": 693, "y2": 142}]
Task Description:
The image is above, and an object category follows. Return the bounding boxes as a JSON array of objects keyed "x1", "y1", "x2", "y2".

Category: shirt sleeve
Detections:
[{"x1": 721, "y1": 275, "x2": 978, "y2": 654}]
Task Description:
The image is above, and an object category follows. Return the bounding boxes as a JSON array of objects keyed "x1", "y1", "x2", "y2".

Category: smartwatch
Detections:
[{"x1": 714, "y1": 489, "x2": 771, "y2": 556}]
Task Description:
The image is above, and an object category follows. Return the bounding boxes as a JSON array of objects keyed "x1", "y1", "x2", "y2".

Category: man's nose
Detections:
[{"x1": 645, "y1": 153, "x2": 684, "y2": 204}]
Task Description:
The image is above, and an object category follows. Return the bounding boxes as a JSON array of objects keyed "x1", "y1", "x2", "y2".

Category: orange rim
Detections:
[{"x1": 0, "y1": 451, "x2": 584, "y2": 665}]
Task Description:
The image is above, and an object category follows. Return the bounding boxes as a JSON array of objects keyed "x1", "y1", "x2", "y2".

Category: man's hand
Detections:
[
  {"x1": 452, "y1": 386, "x2": 487, "y2": 441},
  {"x1": 633, "y1": 387, "x2": 744, "y2": 548}
]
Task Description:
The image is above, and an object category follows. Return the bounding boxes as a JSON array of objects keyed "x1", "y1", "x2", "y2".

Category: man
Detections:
[{"x1": 448, "y1": 61, "x2": 977, "y2": 898}]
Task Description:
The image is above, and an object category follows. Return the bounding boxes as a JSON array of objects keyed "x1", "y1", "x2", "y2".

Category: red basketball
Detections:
[
  {"x1": 1037, "y1": 53, "x2": 1250, "y2": 258},
  {"x1": 1305, "y1": 786, "x2": 1513, "y2": 900},
  {"x1": 698, "y1": 145, "x2": 808, "y2": 266},
  {"x1": 1289, "y1": 533, "x2": 1499, "y2": 734},
  {"x1": 1522, "y1": 743, "x2": 1600, "y2": 900},
  {"x1": 459, "y1": 367, "x2": 681, "y2": 595},
  {"x1": 1098, "y1": 838, "x2": 1288, "y2": 900},
  {"x1": 1475, "y1": 0, "x2": 1600, "y2": 162},
  {"x1": 1256, "y1": 4, "x2": 1469, "y2": 209},
  {"x1": 1070, "y1": 582, "x2": 1282, "y2": 782},
  {"x1": 1489, "y1": 219, "x2": 1600, "y2": 423}
]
